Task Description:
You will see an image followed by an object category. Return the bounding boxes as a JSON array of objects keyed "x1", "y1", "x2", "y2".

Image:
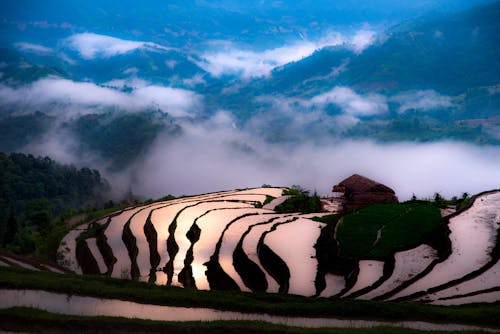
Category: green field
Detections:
[{"x1": 335, "y1": 203, "x2": 443, "y2": 259}]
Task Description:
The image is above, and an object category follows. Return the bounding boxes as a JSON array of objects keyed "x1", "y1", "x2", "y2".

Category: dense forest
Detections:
[{"x1": 0, "y1": 152, "x2": 110, "y2": 255}]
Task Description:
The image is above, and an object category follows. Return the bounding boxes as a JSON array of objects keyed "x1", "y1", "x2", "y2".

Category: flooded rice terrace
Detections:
[{"x1": 52, "y1": 187, "x2": 500, "y2": 304}]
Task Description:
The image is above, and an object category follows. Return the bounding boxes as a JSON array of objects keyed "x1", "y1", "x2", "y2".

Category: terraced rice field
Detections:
[
  {"x1": 54, "y1": 187, "x2": 500, "y2": 304},
  {"x1": 0, "y1": 251, "x2": 71, "y2": 274}
]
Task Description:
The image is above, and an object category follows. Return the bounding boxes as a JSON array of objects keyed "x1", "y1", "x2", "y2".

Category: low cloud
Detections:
[
  {"x1": 5, "y1": 85, "x2": 499, "y2": 202},
  {"x1": 15, "y1": 42, "x2": 53, "y2": 55},
  {"x1": 66, "y1": 33, "x2": 174, "y2": 59},
  {"x1": 182, "y1": 73, "x2": 206, "y2": 87},
  {"x1": 391, "y1": 90, "x2": 453, "y2": 113},
  {"x1": 310, "y1": 87, "x2": 388, "y2": 116},
  {"x1": 246, "y1": 96, "x2": 340, "y2": 141},
  {"x1": 245, "y1": 86, "x2": 387, "y2": 140},
  {"x1": 1, "y1": 75, "x2": 497, "y2": 204},
  {"x1": 0, "y1": 77, "x2": 200, "y2": 117},
  {"x1": 350, "y1": 30, "x2": 377, "y2": 54},
  {"x1": 197, "y1": 30, "x2": 377, "y2": 78},
  {"x1": 128, "y1": 122, "x2": 500, "y2": 201}
]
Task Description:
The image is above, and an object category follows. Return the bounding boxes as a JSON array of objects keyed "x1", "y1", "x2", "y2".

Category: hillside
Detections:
[
  {"x1": 209, "y1": 1, "x2": 500, "y2": 143},
  {"x1": 0, "y1": 152, "x2": 110, "y2": 254},
  {"x1": 261, "y1": 1, "x2": 500, "y2": 96}
]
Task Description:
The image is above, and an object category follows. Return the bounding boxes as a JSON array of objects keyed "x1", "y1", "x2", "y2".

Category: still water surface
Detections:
[{"x1": 0, "y1": 289, "x2": 497, "y2": 332}]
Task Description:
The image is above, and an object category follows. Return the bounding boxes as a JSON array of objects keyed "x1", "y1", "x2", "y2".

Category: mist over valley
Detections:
[{"x1": 1, "y1": 0, "x2": 499, "y2": 200}]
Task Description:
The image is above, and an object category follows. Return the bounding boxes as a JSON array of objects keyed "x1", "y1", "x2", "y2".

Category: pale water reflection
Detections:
[
  {"x1": 345, "y1": 260, "x2": 384, "y2": 297},
  {"x1": 0, "y1": 290, "x2": 497, "y2": 332},
  {"x1": 170, "y1": 201, "x2": 255, "y2": 286},
  {"x1": 263, "y1": 218, "x2": 325, "y2": 296},
  {"x1": 192, "y1": 207, "x2": 267, "y2": 290},
  {"x1": 392, "y1": 192, "x2": 500, "y2": 299},
  {"x1": 241, "y1": 219, "x2": 284, "y2": 292},
  {"x1": 218, "y1": 213, "x2": 281, "y2": 291},
  {"x1": 366, "y1": 244, "x2": 437, "y2": 300}
]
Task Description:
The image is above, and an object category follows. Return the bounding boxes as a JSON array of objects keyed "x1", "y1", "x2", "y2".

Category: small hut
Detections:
[{"x1": 332, "y1": 174, "x2": 398, "y2": 211}]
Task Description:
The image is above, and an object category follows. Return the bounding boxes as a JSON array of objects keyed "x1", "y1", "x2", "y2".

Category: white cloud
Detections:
[
  {"x1": 349, "y1": 30, "x2": 377, "y2": 54},
  {"x1": 133, "y1": 86, "x2": 198, "y2": 114},
  {"x1": 130, "y1": 119, "x2": 500, "y2": 202},
  {"x1": 182, "y1": 73, "x2": 206, "y2": 87},
  {"x1": 197, "y1": 30, "x2": 377, "y2": 79},
  {"x1": 488, "y1": 86, "x2": 500, "y2": 95},
  {"x1": 0, "y1": 77, "x2": 200, "y2": 117},
  {"x1": 15, "y1": 42, "x2": 53, "y2": 55},
  {"x1": 165, "y1": 60, "x2": 178, "y2": 69},
  {"x1": 123, "y1": 67, "x2": 139, "y2": 75},
  {"x1": 310, "y1": 87, "x2": 388, "y2": 116},
  {"x1": 66, "y1": 33, "x2": 174, "y2": 59},
  {"x1": 434, "y1": 30, "x2": 444, "y2": 39},
  {"x1": 3, "y1": 78, "x2": 497, "y2": 203},
  {"x1": 244, "y1": 87, "x2": 387, "y2": 141},
  {"x1": 196, "y1": 42, "x2": 320, "y2": 79},
  {"x1": 58, "y1": 52, "x2": 77, "y2": 65},
  {"x1": 102, "y1": 78, "x2": 148, "y2": 90},
  {"x1": 391, "y1": 90, "x2": 453, "y2": 113}
]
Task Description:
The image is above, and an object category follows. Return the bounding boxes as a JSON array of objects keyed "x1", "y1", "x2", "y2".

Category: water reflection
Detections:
[{"x1": 0, "y1": 289, "x2": 496, "y2": 332}]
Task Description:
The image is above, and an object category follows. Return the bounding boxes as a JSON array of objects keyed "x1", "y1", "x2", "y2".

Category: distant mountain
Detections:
[
  {"x1": 343, "y1": 1, "x2": 500, "y2": 94},
  {"x1": 58, "y1": 47, "x2": 206, "y2": 88},
  {"x1": 264, "y1": 1, "x2": 500, "y2": 96},
  {"x1": 0, "y1": 49, "x2": 67, "y2": 84},
  {"x1": 227, "y1": 0, "x2": 500, "y2": 142}
]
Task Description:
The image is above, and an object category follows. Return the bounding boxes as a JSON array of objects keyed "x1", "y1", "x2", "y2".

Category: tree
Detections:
[
  {"x1": 23, "y1": 198, "x2": 51, "y2": 229},
  {"x1": 3, "y1": 206, "x2": 18, "y2": 246},
  {"x1": 434, "y1": 192, "x2": 443, "y2": 204}
]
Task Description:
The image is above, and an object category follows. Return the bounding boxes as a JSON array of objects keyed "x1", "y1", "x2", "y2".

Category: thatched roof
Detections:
[
  {"x1": 332, "y1": 174, "x2": 398, "y2": 211},
  {"x1": 333, "y1": 174, "x2": 395, "y2": 194}
]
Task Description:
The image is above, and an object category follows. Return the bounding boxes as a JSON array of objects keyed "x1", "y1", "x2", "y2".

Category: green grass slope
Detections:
[{"x1": 336, "y1": 203, "x2": 442, "y2": 259}]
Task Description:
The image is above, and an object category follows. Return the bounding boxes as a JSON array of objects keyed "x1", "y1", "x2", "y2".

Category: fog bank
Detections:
[{"x1": 125, "y1": 128, "x2": 500, "y2": 201}]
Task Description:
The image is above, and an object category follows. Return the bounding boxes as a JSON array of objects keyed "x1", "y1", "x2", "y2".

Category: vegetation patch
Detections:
[
  {"x1": 312, "y1": 214, "x2": 359, "y2": 296},
  {"x1": 0, "y1": 152, "x2": 110, "y2": 256},
  {"x1": 255, "y1": 195, "x2": 276, "y2": 208},
  {"x1": 336, "y1": 203, "x2": 442, "y2": 259},
  {"x1": 275, "y1": 188, "x2": 321, "y2": 213}
]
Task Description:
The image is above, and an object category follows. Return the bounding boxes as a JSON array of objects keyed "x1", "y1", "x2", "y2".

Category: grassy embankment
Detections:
[
  {"x1": 335, "y1": 203, "x2": 443, "y2": 259},
  {"x1": 0, "y1": 307, "x2": 493, "y2": 334},
  {"x1": 1, "y1": 266, "x2": 499, "y2": 328}
]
